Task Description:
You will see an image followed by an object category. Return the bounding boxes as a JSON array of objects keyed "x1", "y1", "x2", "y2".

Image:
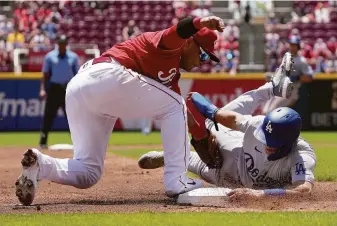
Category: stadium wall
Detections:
[{"x1": 0, "y1": 73, "x2": 336, "y2": 131}]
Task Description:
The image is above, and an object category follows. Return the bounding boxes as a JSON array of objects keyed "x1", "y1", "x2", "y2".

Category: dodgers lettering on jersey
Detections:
[
  {"x1": 102, "y1": 30, "x2": 184, "y2": 93},
  {"x1": 236, "y1": 115, "x2": 316, "y2": 189}
]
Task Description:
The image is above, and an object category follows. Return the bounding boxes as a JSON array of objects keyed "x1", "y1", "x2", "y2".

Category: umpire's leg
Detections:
[{"x1": 39, "y1": 84, "x2": 65, "y2": 147}]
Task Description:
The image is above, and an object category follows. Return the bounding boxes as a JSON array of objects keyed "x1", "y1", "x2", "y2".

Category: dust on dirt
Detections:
[{"x1": 1, "y1": 146, "x2": 337, "y2": 214}]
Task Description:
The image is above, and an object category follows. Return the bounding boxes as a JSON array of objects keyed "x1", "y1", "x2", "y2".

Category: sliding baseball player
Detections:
[{"x1": 139, "y1": 52, "x2": 316, "y2": 199}]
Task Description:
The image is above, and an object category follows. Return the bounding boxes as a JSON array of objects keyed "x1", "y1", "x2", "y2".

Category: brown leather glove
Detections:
[{"x1": 190, "y1": 130, "x2": 222, "y2": 169}]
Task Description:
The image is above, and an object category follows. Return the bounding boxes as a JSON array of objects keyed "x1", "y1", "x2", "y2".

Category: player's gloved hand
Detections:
[
  {"x1": 228, "y1": 188, "x2": 264, "y2": 201},
  {"x1": 190, "y1": 130, "x2": 223, "y2": 169},
  {"x1": 200, "y1": 16, "x2": 225, "y2": 32},
  {"x1": 188, "y1": 92, "x2": 219, "y2": 131}
]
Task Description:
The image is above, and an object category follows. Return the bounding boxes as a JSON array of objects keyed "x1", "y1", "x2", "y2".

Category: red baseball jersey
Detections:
[{"x1": 103, "y1": 30, "x2": 184, "y2": 94}]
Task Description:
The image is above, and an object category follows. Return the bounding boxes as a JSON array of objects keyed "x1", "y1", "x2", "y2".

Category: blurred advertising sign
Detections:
[
  {"x1": 0, "y1": 78, "x2": 266, "y2": 131},
  {"x1": 308, "y1": 80, "x2": 337, "y2": 131},
  {"x1": 0, "y1": 80, "x2": 68, "y2": 130}
]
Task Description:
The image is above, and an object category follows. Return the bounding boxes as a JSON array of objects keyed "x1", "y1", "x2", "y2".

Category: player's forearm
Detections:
[
  {"x1": 262, "y1": 182, "x2": 313, "y2": 197},
  {"x1": 159, "y1": 18, "x2": 201, "y2": 50},
  {"x1": 40, "y1": 73, "x2": 49, "y2": 91},
  {"x1": 214, "y1": 110, "x2": 242, "y2": 131}
]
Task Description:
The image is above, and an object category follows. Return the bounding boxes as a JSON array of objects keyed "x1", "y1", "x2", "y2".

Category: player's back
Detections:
[{"x1": 102, "y1": 31, "x2": 183, "y2": 91}]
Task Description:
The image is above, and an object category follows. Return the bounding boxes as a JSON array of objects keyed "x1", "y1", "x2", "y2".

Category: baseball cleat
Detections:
[
  {"x1": 15, "y1": 149, "x2": 40, "y2": 206},
  {"x1": 165, "y1": 177, "x2": 204, "y2": 198},
  {"x1": 271, "y1": 52, "x2": 294, "y2": 98},
  {"x1": 138, "y1": 151, "x2": 164, "y2": 169}
]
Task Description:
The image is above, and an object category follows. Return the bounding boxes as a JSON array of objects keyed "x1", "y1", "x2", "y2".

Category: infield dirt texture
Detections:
[{"x1": 1, "y1": 132, "x2": 337, "y2": 214}]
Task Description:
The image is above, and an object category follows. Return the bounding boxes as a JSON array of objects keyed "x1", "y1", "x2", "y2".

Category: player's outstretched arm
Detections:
[
  {"x1": 227, "y1": 181, "x2": 313, "y2": 200},
  {"x1": 188, "y1": 92, "x2": 244, "y2": 131},
  {"x1": 283, "y1": 181, "x2": 313, "y2": 195},
  {"x1": 214, "y1": 110, "x2": 245, "y2": 131}
]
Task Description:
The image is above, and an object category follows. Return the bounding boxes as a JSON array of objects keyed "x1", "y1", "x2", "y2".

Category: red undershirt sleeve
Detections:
[{"x1": 186, "y1": 97, "x2": 207, "y2": 140}]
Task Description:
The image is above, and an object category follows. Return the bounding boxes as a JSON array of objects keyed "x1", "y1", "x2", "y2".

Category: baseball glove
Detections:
[{"x1": 190, "y1": 130, "x2": 222, "y2": 169}]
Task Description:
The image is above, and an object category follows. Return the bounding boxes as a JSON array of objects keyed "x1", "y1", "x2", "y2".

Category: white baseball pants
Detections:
[{"x1": 36, "y1": 58, "x2": 190, "y2": 195}]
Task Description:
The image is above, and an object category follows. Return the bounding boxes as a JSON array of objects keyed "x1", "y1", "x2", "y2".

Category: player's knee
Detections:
[{"x1": 74, "y1": 169, "x2": 102, "y2": 189}]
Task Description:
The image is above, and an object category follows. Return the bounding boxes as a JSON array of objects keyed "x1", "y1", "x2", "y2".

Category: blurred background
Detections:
[{"x1": 0, "y1": 0, "x2": 336, "y2": 134}]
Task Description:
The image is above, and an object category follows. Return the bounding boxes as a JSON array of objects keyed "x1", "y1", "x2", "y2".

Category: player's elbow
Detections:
[
  {"x1": 300, "y1": 185, "x2": 312, "y2": 194},
  {"x1": 215, "y1": 110, "x2": 241, "y2": 131}
]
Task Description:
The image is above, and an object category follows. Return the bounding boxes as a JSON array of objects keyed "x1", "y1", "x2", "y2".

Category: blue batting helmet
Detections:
[
  {"x1": 254, "y1": 107, "x2": 302, "y2": 160},
  {"x1": 288, "y1": 35, "x2": 301, "y2": 48}
]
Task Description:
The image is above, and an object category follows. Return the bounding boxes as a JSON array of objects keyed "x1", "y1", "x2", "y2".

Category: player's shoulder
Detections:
[
  {"x1": 45, "y1": 49, "x2": 57, "y2": 57},
  {"x1": 67, "y1": 50, "x2": 79, "y2": 59},
  {"x1": 142, "y1": 30, "x2": 165, "y2": 48},
  {"x1": 296, "y1": 137, "x2": 314, "y2": 150},
  {"x1": 248, "y1": 115, "x2": 265, "y2": 129},
  {"x1": 297, "y1": 55, "x2": 309, "y2": 64},
  {"x1": 44, "y1": 50, "x2": 57, "y2": 60},
  {"x1": 238, "y1": 115, "x2": 265, "y2": 134},
  {"x1": 290, "y1": 137, "x2": 316, "y2": 161}
]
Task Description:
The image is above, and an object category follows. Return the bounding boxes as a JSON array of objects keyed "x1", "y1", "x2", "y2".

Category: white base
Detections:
[
  {"x1": 177, "y1": 187, "x2": 232, "y2": 206},
  {"x1": 48, "y1": 144, "x2": 73, "y2": 151}
]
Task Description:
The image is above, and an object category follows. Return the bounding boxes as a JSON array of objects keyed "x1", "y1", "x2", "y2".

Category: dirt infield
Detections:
[{"x1": 1, "y1": 146, "x2": 337, "y2": 214}]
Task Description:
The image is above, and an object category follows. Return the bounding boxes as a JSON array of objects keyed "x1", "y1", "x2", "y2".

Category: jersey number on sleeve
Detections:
[{"x1": 295, "y1": 162, "x2": 306, "y2": 175}]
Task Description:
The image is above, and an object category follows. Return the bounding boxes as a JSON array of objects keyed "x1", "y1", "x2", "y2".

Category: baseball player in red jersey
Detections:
[{"x1": 15, "y1": 16, "x2": 225, "y2": 205}]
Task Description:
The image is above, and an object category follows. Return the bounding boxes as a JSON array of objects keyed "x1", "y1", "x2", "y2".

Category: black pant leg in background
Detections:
[{"x1": 39, "y1": 84, "x2": 66, "y2": 146}]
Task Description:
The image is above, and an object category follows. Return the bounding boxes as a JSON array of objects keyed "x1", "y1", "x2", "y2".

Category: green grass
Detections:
[
  {"x1": 0, "y1": 132, "x2": 337, "y2": 222},
  {"x1": 300, "y1": 132, "x2": 336, "y2": 144},
  {"x1": 111, "y1": 148, "x2": 155, "y2": 159},
  {"x1": 314, "y1": 146, "x2": 337, "y2": 181},
  {"x1": 110, "y1": 148, "x2": 198, "y2": 179},
  {"x1": 2, "y1": 212, "x2": 337, "y2": 226},
  {"x1": 0, "y1": 131, "x2": 333, "y2": 147},
  {"x1": 109, "y1": 131, "x2": 337, "y2": 182},
  {"x1": 0, "y1": 131, "x2": 162, "y2": 146},
  {"x1": 0, "y1": 131, "x2": 335, "y2": 181}
]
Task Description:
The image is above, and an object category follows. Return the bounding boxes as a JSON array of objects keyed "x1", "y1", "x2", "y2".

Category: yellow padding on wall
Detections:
[{"x1": 0, "y1": 72, "x2": 336, "y2": 80}]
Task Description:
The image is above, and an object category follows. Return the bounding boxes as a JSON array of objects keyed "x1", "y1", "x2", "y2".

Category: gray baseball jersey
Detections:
[
  {"x1": 191, "y1": 84, "x2": 316, "y2": 189},
  {"x1": 291, "y1": 55, "x2": 314, "y2": 80},
  {"x1": 202, "y1": 115, "x2": 316, "y2": 189},
  {"x1": 236, "y1": 115, "x2": 316, "y2": 188}
]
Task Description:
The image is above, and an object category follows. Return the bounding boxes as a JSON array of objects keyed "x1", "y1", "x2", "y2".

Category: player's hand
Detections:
[
  {"x1": 200, "y1": 16, "x2": 225, "y2": 32},
  {"x1": 208, "y1": 131, "x2": 217, "y2": 153},
  {"x1": 39, "y1": 90, "x2": 47, "y2": 100},
  {"x1": 228, "y1": 188, "x2": 264, "y2": 201},
  {"x1": 186, "y1": 92, "x2": 194, "y2": 101}
]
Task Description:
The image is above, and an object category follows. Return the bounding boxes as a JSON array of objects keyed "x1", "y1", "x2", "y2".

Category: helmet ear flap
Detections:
[{"x1": 267, "y1": 141, "x2": 297, "y2": 161}]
